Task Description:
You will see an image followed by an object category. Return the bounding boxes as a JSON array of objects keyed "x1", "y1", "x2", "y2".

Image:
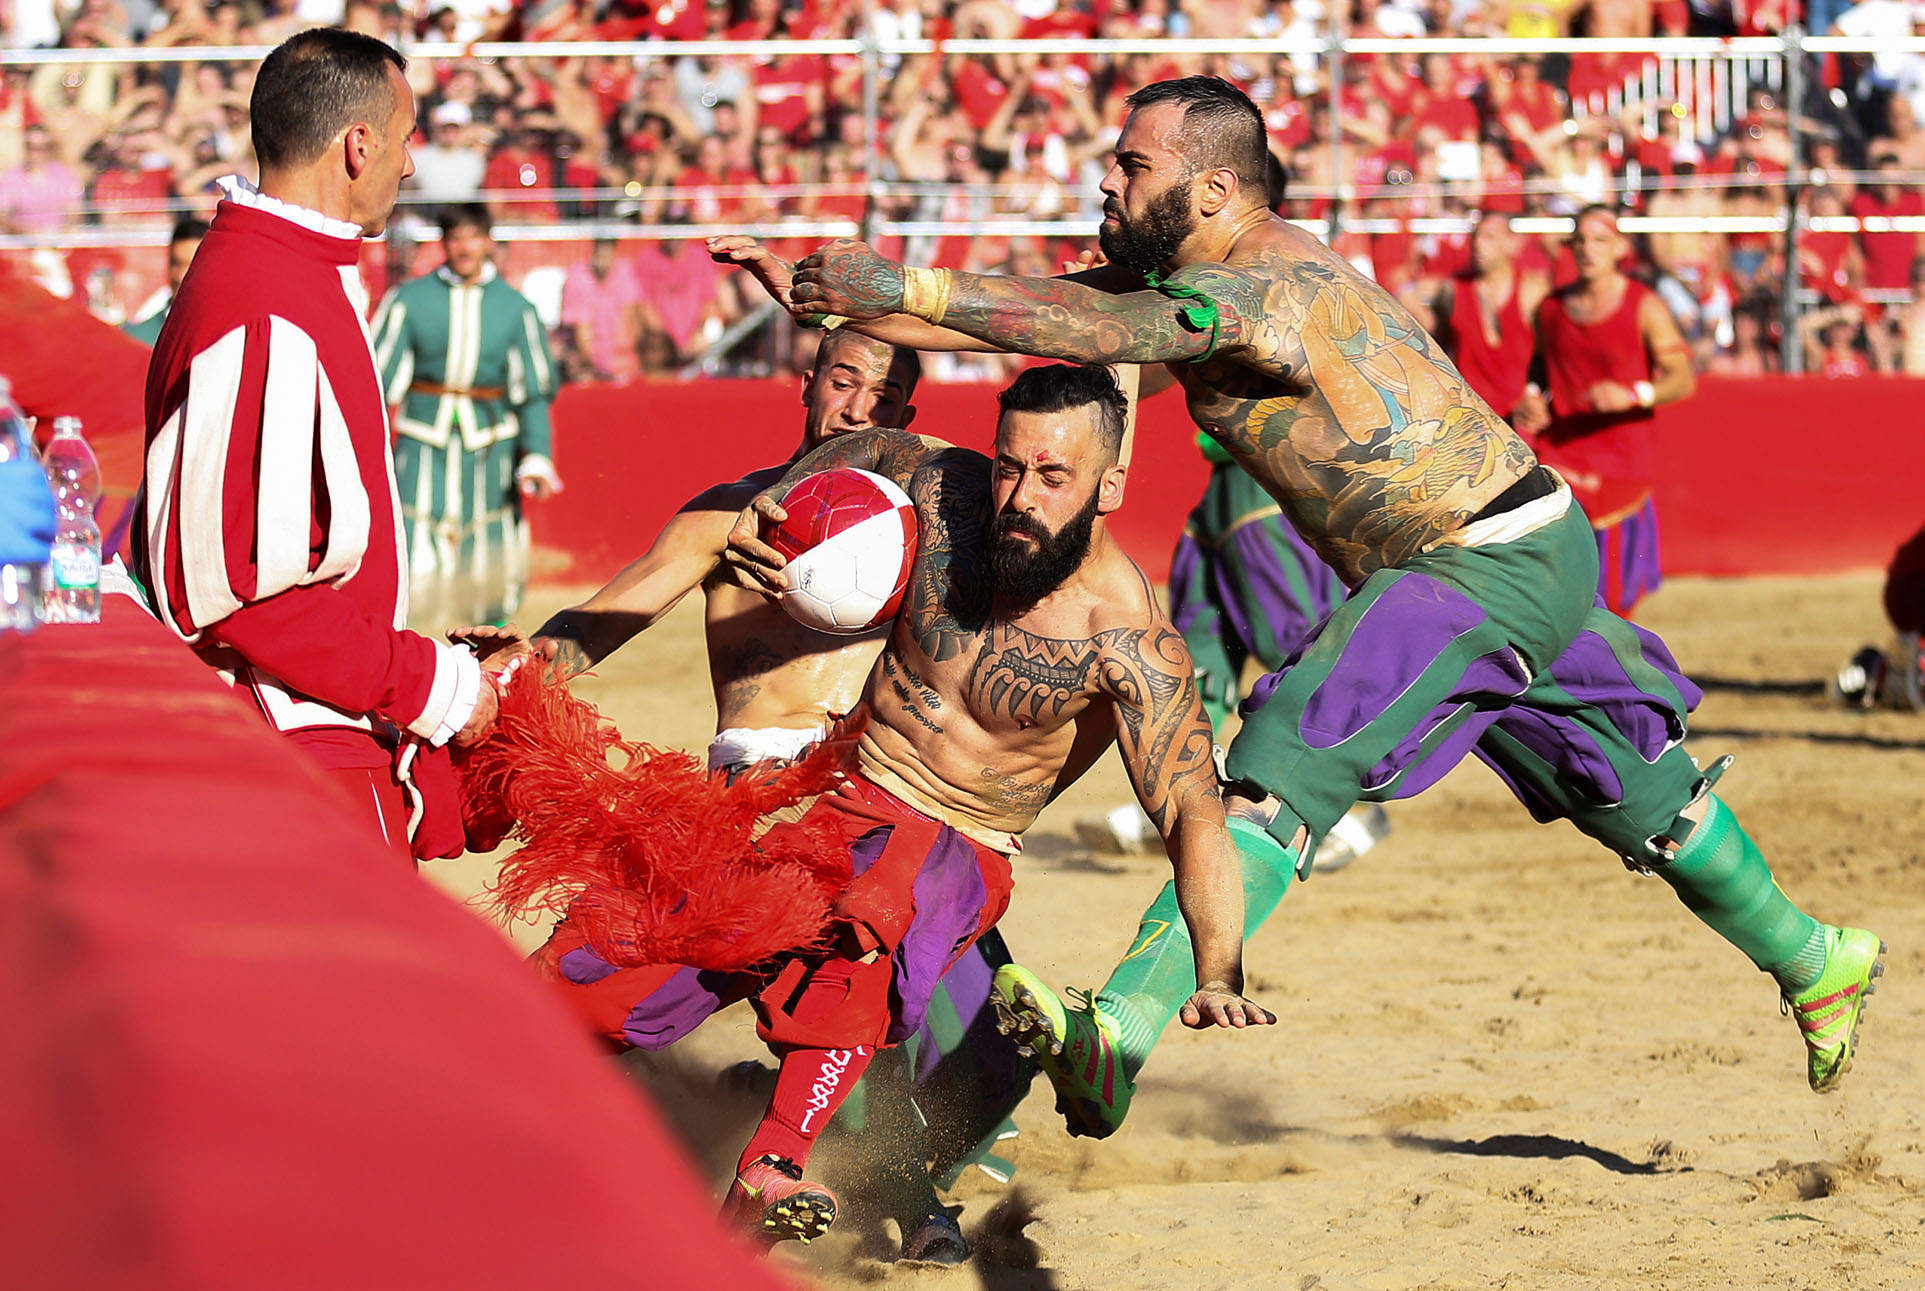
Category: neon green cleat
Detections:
[
  {"x1": 991, "y1": 964, "x2": 1133, "y2": 1139},
  {"x1": 1787, "y1": 926, "x2": 1885, "y2": 1094}
]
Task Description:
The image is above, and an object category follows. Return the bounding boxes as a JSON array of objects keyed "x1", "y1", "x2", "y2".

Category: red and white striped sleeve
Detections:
[{"x1": 142, "y1": 316, "x2": 478, "y2": 742}]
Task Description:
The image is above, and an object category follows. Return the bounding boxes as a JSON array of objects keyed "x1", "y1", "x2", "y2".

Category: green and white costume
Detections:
[{"x1": 372, "y1": 263, "x2": 557, "y2": 632}]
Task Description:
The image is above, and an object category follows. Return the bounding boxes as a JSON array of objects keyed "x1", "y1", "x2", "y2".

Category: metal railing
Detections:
[{"x1": 7, "y1": 30, "x2": 1925, "y2": 371}]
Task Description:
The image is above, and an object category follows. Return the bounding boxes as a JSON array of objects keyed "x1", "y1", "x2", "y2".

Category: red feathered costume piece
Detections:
[{"x1": 457, "y1": 666, "x2": 858, "y2": 973}]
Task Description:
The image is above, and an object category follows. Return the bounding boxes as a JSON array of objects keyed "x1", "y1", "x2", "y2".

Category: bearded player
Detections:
[
  {"x1": 770, "y1": 75, "x2": 1883, "y2": 1139},
  {"x1": 658, "y1": 363, "x2": 1270, "y2": 1244},
  {"x1": 473, "y1": 328, "x2": 1025, "y2": 1262}
]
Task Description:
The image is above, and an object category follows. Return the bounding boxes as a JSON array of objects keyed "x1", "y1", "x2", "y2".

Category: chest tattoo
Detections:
[{"x1": 965, "y1": 626, "x2": 1098, "y2": 725}]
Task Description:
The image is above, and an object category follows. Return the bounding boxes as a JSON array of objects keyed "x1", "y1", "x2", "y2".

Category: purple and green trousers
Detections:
[{"x1": 1223, "y1": 492, "x2": 1706, "y2": 864}]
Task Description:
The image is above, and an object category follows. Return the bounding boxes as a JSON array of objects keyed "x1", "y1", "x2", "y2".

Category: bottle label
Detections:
[{"x1": 50, "y1": 544, "x2": 99, "y2": 590}]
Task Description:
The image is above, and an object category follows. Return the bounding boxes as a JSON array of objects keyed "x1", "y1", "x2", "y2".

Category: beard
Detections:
[
  {"x1": 988, "y1": 488, "x2": 1100, "y2": 608},
  {"x1": 1098, "y1": 179, "x2": 1198, "y2": 274}
]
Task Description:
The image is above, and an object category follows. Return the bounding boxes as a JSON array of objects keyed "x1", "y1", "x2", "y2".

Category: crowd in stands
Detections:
[{"x1": 5, "y1": 0, "x2": 1925, "y2": 376}]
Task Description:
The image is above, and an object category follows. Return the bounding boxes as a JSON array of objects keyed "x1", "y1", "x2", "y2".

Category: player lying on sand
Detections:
[
  {"x1": 730, "y1": 74, "x2": 1886, "y2": 1138},
  {"x1": 658, "y1": 362, "x2": 1270, "y2": 1245}
]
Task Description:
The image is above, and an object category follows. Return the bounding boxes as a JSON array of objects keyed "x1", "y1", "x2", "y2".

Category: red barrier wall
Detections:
[{"x1": 527, "y1": 375, "x2": 1925, "y2": 587}]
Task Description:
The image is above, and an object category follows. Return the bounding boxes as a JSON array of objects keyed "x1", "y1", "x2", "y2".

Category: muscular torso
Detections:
[
  {"x1": 1171, "y1": 219, "x2": 1536, "y2": 586},
  {"x1": 702, "y1": 469, "x2": 888, "y2": 732},
  {"x1": 854, "y1": 454, "x2": 1180, "y2": 846}
]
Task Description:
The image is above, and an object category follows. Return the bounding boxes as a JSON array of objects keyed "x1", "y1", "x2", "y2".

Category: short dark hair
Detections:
[
  {"x1": 1123, "y1": 76, "x2": 1270, "y2": 196},
  {"x1": 816, "y1": 326, "x2": 923, "y2": 397},
  {"x1": 170, "y1": 216, "x2": 210, "y2": 245},
  {"x1": 250, "y1": 28, "x2": 406, "y2": 171},
  {"x1": 995, "y1": 364, "x2": 1128, "y2": 464},
  {"x1": 437, "y1": 202, "x2": 492, "y2": 237}
]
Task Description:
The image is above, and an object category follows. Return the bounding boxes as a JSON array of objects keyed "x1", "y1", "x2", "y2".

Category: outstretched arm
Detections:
[
  {"x1": 530, "y1": 495, "x2": 736, "y2": 677},
  {"x1": 1098, "y1": 617, "x2": 1272, "y2": 1029},
  {"x1": 790, "y1": 239, "x2": 1262, "y2": 365},
  {"x1": 707, "y1": 235, "x2": 1002, "y2": 353}
]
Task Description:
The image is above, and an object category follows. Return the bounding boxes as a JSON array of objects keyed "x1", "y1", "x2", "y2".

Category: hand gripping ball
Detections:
[{"x1": 762, "y1": 467, "x2": 919, "y2": 634}]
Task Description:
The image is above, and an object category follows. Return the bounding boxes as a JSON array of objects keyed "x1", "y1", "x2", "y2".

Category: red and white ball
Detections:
[{"x1": 763, "y1": 467, "x2": 918, "y2": 634}]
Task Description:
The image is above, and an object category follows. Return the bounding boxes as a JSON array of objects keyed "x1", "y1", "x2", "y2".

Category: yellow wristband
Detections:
[{"x1": 900, "y1": 266, "x2": 952, "y2": 326}]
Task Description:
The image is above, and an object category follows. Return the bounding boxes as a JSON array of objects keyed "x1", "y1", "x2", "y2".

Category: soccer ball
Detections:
[{"x1": 763, "y1": 467, "x2": 919, "y2": 634}]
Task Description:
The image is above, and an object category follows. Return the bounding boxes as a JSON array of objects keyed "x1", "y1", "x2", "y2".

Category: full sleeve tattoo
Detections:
[
  {"x1": 901, "y1": 452, "x2": 991, "y2": 662},
  {"x1": 765, "y1": 427, "x2": 943, "y2": 499},
  {"x1": 934, "y1": 265, "x2": 1268, "y2": 366},
  {"x1": 1096, "y1": 618, "x2": 1221, "y2": 832}
]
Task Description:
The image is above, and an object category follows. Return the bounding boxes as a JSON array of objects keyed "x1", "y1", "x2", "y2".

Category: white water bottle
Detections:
[
  {"x1": 0, "y1": 379, "x2": 43, "y2": 632},
  {"x1": 40, "y1": 415, "x2": 101, "y2": 624}
]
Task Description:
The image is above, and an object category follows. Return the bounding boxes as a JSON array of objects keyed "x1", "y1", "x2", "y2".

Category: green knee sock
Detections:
[
  {"x1": 1657, "y1": 794, "x2": 1827, "y2": 990},
  {"x1": 1097, "y1": 818, "x2": 1296, "y2": 1080}
]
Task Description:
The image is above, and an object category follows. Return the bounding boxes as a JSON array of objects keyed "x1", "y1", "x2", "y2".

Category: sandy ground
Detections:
[{"x1": 426, "y1": 572, "x2": 1925, "y2": 1291}]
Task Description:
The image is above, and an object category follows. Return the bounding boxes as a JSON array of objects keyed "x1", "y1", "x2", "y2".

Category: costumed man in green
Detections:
[
  {"x1": 122, "y1": 217, "x2": 207, "y2": 346},
  {"x1": 372, "y1": 202, "x2": 560, "y2": 632}
]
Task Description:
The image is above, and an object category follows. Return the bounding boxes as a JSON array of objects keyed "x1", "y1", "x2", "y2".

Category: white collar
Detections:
[
  {"x1": 436, "y1": 260, "x2": 499, "y2": 287},
  {"x1": 215, "y1": 174, "x2": 364, "y2": 242}
]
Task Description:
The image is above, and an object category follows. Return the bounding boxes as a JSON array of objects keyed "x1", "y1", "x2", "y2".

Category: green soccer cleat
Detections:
[
  {"x1": 1787, "y1": 926, "x2": 1886, "y2": 1094},
  {"x1": 991, "y1": 964, "x2": 1134, "y2": 1139}
]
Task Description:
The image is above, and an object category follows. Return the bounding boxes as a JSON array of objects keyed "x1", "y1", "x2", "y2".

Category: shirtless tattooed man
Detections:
[
  {"x1": 490, "y1": 330, "x2": 1018, "y2": 1262},
  {"x1": 760, "y1": 75, "x2": 1884, "y2": 1138},
  {"x1": 668, "y1": 362, "x2": 1272, "y2": 1244},
  {"x1": 528, "y1": 326, "x2": 918, "y2": 751}
]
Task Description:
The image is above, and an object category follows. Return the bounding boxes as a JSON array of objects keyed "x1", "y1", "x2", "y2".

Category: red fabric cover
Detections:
[
  {"x1": 0, "y1": 264, "x2": 149, "y2": 531},
  {"x1": 136, "y1": 199, "x2": 466, "y2": 857},
  {"x1": 473, "y1": 668, "x2": 859, "y2": 972},
  {"x1": 0, "y1": 605, "x2": 798, "y2": 1291},
  {"x1": 1534, "y1": 278, "x2": 1659, "y2": 523},
  {"x1": 1446, "y1": 273, "x2": 1534, "y2": 419}
]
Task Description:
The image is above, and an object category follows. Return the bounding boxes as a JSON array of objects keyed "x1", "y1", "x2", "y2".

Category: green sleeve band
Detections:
[
  {"x1": 1196, "y1": 431, "x2": 1236, "y2": 464},
  {"x1": 1144, "y1": 268, "x2": 1222, "y2": 364}
]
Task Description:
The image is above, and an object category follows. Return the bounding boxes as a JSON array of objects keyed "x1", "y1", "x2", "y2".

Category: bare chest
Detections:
[
  {"x1": 892, "y1": 620, "x2": 1106, "y2": 738},
  {"x1": 702, "y1": 580, "x2": 882, "y2": 725}
]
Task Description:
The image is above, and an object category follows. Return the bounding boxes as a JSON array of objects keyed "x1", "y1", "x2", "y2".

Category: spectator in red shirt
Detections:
[
  {"x1": 727, "y1": 0, "x2": 786, "y2": 38},
  {"x1": 1851, "y1": 150, "x2": 1925, "y2": 292},
  {"x1": 1412, "y1": 54, "x2": 1482, "y2": 142},
  {"x1": 674, "y1": 133, "x2": 760, "y2": 225},
  {"x1": 482, "y1": 128, "x2": 560, "y2": 222},
  {"x1": 953, "y1": 56, "x2": 1014, "y2": 133},
  {"x1": 1803, "y1": 305, "x2": 1873, "y2": 376},
  {"x1": 1801, "y1": 185, "x2": 1865, "y2": 304},
  {"x1": 1475, "y1": 140, "x2": 1528, "y2": 214},
  {"x1": 91, "y1": 131, "x2": 175, "y2": 228}
]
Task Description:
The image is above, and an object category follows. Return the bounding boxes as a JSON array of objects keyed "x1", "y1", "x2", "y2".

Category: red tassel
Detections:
[{"x1": 455, "y1": 666, "x2": 859, "y2": 972}]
